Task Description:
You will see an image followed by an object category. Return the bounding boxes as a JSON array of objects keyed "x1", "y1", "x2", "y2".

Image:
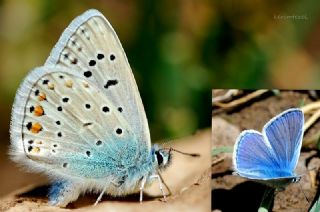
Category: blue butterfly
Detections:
[
  {"x1": 233, "y1": 108, "x2": 304, "y2": 189},
  {"x1": 9, "y1": 9, "x2": 174, "y2": 207}
]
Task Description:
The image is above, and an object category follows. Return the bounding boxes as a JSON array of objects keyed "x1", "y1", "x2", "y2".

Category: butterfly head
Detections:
[{"x1": 152, "y1": 145, "x2": 172, "y2": 170}]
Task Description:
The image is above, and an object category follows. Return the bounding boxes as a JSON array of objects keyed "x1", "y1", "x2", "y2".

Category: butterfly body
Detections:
[
  {"x1": 254, "y1": 177, "x2": 300, "y2": 190},
  {"x1": 233, "y1": 108, "x2": 304, "y2": 189},
  {"x1": 10, "y1": 9, "x2": 172, "y2": 207}
]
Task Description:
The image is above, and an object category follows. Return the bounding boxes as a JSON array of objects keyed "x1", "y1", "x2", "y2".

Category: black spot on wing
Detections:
[{"x1": 104, "y1": 80, "x2": 118, "y2": 89}]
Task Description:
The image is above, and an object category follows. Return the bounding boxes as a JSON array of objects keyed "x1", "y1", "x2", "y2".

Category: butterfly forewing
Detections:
[
  {"x1": 262, "y1": 109, "x2": 304, "y2": 172},
  {"x1": 12, "y1": 66, "x2": 139, "y2": 178},
  {"x1": 45, "y1": 9, "x2": 151, "y2": 150}
]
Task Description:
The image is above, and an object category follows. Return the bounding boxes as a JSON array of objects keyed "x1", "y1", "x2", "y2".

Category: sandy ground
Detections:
[{"x1": 0, "y1": 129, "x2": 211, "y2": 212}]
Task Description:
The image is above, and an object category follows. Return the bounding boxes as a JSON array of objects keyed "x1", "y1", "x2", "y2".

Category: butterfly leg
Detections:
[
  {"x1": 94, "y1": 183, "x2": 108, "y2": 206},
  {"x1": 139, "y1": 176, "x2": 147, "y2": 203},
  {"x1": 48, "y1": 180, "x2": 80, "y2": 207},
  {"x1": 149, "y1": 174, "x2": 167, "y2": 202}
]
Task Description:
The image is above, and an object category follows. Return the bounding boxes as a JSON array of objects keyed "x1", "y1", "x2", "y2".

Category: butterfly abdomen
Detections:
[{"x1": 255, "y1": 177, "x2": 297, "y2": 190}]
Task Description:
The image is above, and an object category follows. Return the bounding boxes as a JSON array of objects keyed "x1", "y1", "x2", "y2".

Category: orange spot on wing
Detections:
[
  {"x1": 34, "y1": 105, "x2": 44, "y2": 116},
  {"x1": 38, "y1": 92, "x2": 46, "y2": 101},
  {"x1": 31, "y1": 122, "x2": 42, "y2": 134}
]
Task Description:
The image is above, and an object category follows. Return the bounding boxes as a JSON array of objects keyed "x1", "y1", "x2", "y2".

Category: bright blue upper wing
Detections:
[
  {"x1": 234, "y1": 130, "x2": 283, "y2": 179},
  {"x1": 262, "y1": 108, "x2": 304, "y2": 175},
  {"x1": 234, "y1": 108, "x2": 304, "y2": 180}
]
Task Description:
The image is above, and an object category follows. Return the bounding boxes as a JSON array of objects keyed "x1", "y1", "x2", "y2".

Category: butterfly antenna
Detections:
[
  {"x1": 166, "y1": 147, "x2": 200, "y2": 157},
  {"x1": 158, "y1": 172, "x2": 172, "y2": 196},
  {"x1": 298, "y1": 181, "x2": 310, "y2": 203},
  {"x1": 94, "y1": 183, "x2": 108, "y2": 206}
]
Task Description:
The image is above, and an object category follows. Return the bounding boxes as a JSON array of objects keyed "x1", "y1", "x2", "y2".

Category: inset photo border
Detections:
[{"x1": 212, "y1": 90, "x2": 320, "y2": 211}]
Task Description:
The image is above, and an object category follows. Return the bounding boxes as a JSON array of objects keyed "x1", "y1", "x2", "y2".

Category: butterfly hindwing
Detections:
[
  {"x1": 10, "y1": 66, "x2": 140, "y2": 179},
  {"x1": 234, "y1": 130, "x2": 280, "y2": 179},
  {"x1": 45, "y1": 9, "x2": 151, "y2": 150},
  {"x1": 262, "y1": 108, "x2": 304, "y2": 173}
]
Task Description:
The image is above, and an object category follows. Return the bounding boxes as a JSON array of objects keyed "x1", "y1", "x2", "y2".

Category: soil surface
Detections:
[
  {"x1": 0, "y1": 130, "x2": 211, "y2": 211},
  {"x1": 212, "y1": 90, "x2": 320, "y2": 212}
]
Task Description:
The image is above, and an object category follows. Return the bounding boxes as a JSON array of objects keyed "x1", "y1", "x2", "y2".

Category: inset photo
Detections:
[{"x1": 212, "y1": 90, "x2": 320, "y2": 211}]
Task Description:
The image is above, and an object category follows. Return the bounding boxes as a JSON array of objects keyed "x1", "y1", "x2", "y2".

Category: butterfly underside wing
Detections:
[
  {"x1": 45, "y1": 9, "x2": 151, "y2": 150},
  {"x1": 12, "y1": 66, "x2": 145, "y2": 178},
  {"x1": 233, "y1": 108, "x2": 304, "y2": 189},
  {"x1": 9, "y1": 9, "x2": 164, "y2": 206}
]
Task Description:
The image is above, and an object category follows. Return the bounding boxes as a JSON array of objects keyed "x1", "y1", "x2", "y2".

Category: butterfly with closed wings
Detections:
[{"x1": 9, "y1": 9, "x2": 192, "y2": 207}]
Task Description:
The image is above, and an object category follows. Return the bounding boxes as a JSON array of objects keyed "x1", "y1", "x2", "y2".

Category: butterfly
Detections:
[
  {"x1": 233, "y1": 108, "x2": 304, "y2": 189},
  {"x1": 10, "y1": 9, "x2": 173, "y2": 207}
]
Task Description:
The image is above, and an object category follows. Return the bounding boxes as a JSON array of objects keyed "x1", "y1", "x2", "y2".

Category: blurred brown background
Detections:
[{"x1": 0, "y1": 0, "x2": 320, "y2": 197}]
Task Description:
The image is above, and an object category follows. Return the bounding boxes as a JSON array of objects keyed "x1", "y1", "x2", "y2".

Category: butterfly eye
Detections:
[{"x1": 155, "y1": 151, "x2": 163, "y2": 166}]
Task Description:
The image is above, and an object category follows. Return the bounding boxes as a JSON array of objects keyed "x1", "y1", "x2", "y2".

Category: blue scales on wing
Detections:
[{"x1": 233, "y1": 109, "x2": 304, "y2": 185}]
